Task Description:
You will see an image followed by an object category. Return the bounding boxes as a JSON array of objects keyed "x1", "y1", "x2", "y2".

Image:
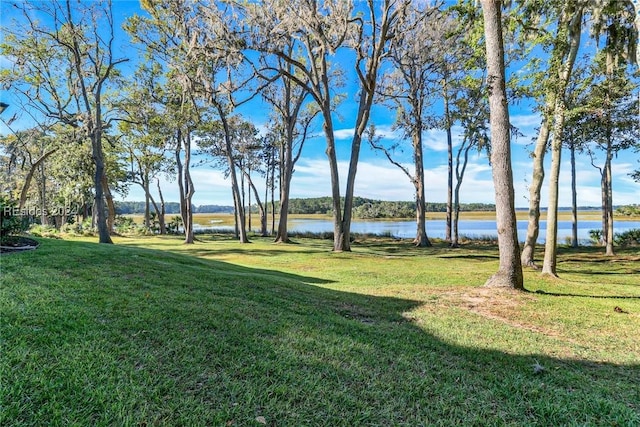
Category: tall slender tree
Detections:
[
  {"x1": 257, "y1": 47, "x2": 318, "y2": 243},
  {"x1": 245, "y1": 0, "x2": 404, "y2": 251},
  {"x1": 372, "y1": 2, "x2": 444, "y2": 247},
  {"x1": 480, "y1": 0, "x2": 524, "y2": 290},
  {"x1": 520, "y1": 1, "x2": 585, "y2": 268}
]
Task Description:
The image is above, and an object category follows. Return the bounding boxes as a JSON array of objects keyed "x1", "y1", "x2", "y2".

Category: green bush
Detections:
[
  {"x1": 60, "y1": 221, "x2": 83, "y2": 235},
  {"x1": 28, "y1": 224, "x2": 59, "y2": 238},
  {"x1": 1, "y1": 196, "x2": 28, "y2": 244},
  {"x1": 167, "y1": 216, "x2": 183, "y2": 235},
  {"x1": 588, "y1": 229, "x2": 603, "y2": 245},
  {"x1": 614, "y1": 229, "x2": 640, "y2": 247}
]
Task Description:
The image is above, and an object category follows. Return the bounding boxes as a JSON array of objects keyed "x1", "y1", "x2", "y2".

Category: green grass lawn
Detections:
[{"x1": 2, "y1": 235, "x2": 639, "y2": 426}]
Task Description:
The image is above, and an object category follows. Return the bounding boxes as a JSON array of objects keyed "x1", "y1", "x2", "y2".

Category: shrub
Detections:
[
  {"x1": 588, "y1": 229, "x2": 603, "y2": 245},
  {"x1": 114, "y1": 215, "x2": 137, "y2": 234},
  {"x1": 60, "y1": 221, "x2": 83, "y2": 235},
  {"x1": 166, "y1": 216, "x2": 183, "y2": 235},
  {"x1": 1, "y1": 197, "x2": 28, "y2": 244},
  {"x1": 28, "y1": 224, "x2": 59, "y2": 238},
  {"x1": 614, "y1": 229, "x2": 640, "y2": 247}
]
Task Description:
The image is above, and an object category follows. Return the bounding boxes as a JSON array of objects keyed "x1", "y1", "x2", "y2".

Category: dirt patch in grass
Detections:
[{"x1": 438, "y1": 288, "x2": 540, "y2": 329}]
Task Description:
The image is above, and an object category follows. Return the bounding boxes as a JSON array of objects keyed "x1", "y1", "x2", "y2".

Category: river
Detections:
[
  {"x1": 284, "y1": 218, "x2": 640, "y2": 244},
  {"x1": 194, "y1": 217, "x2": 640, "y2": 244}
]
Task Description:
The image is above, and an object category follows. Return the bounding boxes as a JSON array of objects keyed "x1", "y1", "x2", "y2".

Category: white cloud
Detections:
[
  {"x1": 118, "y1": 149, "x2": 639, "y2": 211},
  {"x1": 333, "y1": 128, "x2": 355, "y2": 140},
  {"x1": 510, "y1": 113, "x2": 541, "y2": 129}
]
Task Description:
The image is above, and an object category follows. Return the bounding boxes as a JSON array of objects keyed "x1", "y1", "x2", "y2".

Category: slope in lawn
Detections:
[{"x1": 1, "y1": 238, "x2": 638, "y2": 426}]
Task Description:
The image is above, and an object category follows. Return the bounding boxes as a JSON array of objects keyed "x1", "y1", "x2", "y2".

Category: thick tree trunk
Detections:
[
  {"x1": 481, "y1": 0, "x2": 524, "y2": 290},
  {"x1": 275, "y1": 117, "x2": 296, "y2": 243},
  {"x1": 341, "y1": 129, "x2": 363, "y2": 252},
  {"x1": 275, "y1": 153, "x2": 293, "y2": 243},
  {"x1": 93, "y1": 136, "x2": 112, "y2": 244},
  {"x1": 101, "y1": 173, "x2": 116, "y2": 235}
]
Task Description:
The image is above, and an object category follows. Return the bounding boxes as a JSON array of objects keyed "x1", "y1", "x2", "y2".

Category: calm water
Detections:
[
  {"x1": 192, "y1": 217, "x2": 640, "y2": 244},
  {"x1": 286, "y1": 218, "x2": 640, "y2": 244}
]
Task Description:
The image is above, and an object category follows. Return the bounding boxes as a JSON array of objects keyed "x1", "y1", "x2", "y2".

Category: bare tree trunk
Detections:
[
  {"x1": 452, "y1": 139, "x2": 473, "y2": 248},
  {"x1": 452, "y1": 199, "x2": 461, "y2": 247},
  {"x1": 570, "y1": 140, "x2": 578, "y2": 248},
  {"x1": 264, "y1": 156, "x2": 270, "y2": 237},
  {"x1": 444, "y1": 79, "x2": 453, "y2": 243},
  {"x1": 521, "y1": 5, "x2": 583, "y2": 266},
  {"x1": 340, "y1": 119, "x2": 365, "y2": 252},
  {"x1": 481, "y1": 0, "x2": 524, "y2": 290},
  {"x1": 604, "y1": 149, "x2": 615, "y2": 256},
  {"x1": 337, "y1": 1, "x2": 394, "y2": 252},
  {"x1": 220, "y1": 109, "x2": 249, "y2": 243},
  {"x1": 183, "y1": 131, "x2": 194, "y2": 244},
  {"x1": 270, "y1": 157, "x2": 276, "y2": 236},
  {"x1": 101, "y1": 173, "x2": 115, "y2": 235},
  {"x1": 275, "y1": 157, "x2": 293, "y2": 243},
  {"x1": 541, "y1": 101, "x2": 565, "y2": 277},
  {"x1": 322, "y1": 104, "x2": 345, "y2": 250},
  {"x1": 156, "y1": 178, "x2": 166, "y2": 235},
  {"x1": 93, "y1": 139, "x2": 112, "y2": 243},
  {"x1": 39, "y1": 161, "x2": 47, "y2": 225},
  {"x1": 244, "y1": 170, "x2": 268, "y2": 237},
  {"x1": 149, "y1": 192, "x2": 162, "y2": 234},
  {"x1": 18, "y1": 149, "x2": 58, "y2": 210},
  {"x1": 143, "y1": 172, "x2": 151, "y2": 229},
  {"x1": 541, "y1": 5, "x2": 583, "y2": 276},
  {"x1": 413, "y1": 131, "x2": 431, "y2": 247},
  {"x1": 275, "y1": 128, "x2": 294, "y2": 243},
  {"x1": 520, "y1": 114, "x2": 551, "y2": 267},
  {"x1": 247, "y1": 168, "x2": 252, "y2": 232},
  {"x1": 175, "y1": 130, "x2": 187, "y2": 236}
]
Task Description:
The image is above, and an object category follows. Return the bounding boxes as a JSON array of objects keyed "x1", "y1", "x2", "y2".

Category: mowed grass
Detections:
[{"x1": 1, "y1": 235, "x2": 639, "y2": 426}]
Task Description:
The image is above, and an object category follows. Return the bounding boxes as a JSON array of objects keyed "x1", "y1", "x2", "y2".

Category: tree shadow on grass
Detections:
[{"x1": 2, "y1": 238, "x2": 639, "y2": 426}]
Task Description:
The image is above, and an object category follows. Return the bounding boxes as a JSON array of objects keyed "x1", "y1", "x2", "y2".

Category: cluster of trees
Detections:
[
  {"x1": 1, "y1": 0, "x2": 639, "y2": 290},
  {"x1": 114, "y1": 201, "x2": 233, "y2": 215},
  {"x1": 284, "y1": 197, "x2": 495, "y2": 218}
]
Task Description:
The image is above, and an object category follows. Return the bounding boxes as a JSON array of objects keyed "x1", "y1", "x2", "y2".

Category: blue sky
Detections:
[{"x1": 1, "y1": 1, "x2": 638, "y2": 208}]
